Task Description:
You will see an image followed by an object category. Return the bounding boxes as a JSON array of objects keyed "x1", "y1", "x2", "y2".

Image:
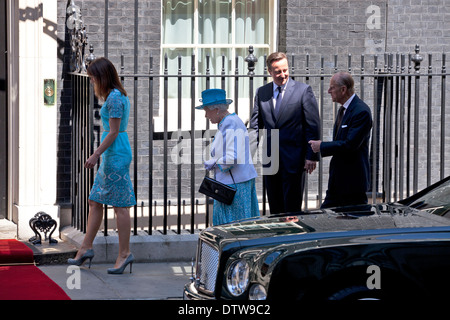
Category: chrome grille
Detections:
[{"x1": 196, "y1": 240, "x2": 219, "y2": 294}]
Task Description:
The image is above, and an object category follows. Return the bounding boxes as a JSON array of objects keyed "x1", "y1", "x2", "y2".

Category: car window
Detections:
[{"x1": 407, "y1": 179, "x2": 450, "y2": 218}]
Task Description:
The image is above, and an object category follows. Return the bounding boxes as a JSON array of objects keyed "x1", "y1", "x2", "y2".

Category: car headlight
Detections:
[
  {"x1": 226, "y1": 259, "x2": 250, "y2": 296},
  {"x1": 249, "y1": 284, "x2": 267, "y2": 300}
]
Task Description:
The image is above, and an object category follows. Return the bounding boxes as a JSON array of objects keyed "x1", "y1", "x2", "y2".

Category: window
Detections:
[{"x1": 161, "y1": 0, "x2": 276, "y2": 130}]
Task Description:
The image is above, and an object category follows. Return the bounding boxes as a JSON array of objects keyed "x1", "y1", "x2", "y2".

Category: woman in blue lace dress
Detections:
[{"x1": 68, "y1": 57, "x2": 136, "y2": 274}]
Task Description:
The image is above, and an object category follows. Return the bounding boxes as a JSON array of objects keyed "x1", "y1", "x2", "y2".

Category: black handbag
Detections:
[{"x1": 199, "y1": 170, "x2": 236, "y2": 205}]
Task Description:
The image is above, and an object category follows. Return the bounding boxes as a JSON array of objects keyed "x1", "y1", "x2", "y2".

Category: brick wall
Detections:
[{"x1": 282, "y1": 0, "x2": 449, "y2": 69}]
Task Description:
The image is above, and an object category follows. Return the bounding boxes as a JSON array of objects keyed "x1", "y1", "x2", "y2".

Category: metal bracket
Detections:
[{"x1": 29, "y1": 212, "x2": 58, "y2": 245}]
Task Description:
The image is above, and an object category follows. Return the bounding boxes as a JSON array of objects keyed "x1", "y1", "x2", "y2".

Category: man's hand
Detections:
[
  {"x1": 304, "y1": 160, "x2": 317, "y2": 174},
  {"x1": 309, "y1": 140, "x2": 322, "y2": 153}
]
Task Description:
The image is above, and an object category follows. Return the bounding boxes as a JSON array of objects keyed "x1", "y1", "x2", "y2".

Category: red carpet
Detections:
[
  {"x1": 0, "y1": 239, "x2": 34, "y2": 264},
  {"x1": 0, "y1": 239, "x2": 70, "y2": 300}
]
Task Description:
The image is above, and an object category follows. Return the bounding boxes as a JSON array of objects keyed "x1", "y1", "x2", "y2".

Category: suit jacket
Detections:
[
  {"x1": 249, "y1": 79, "x2": 321, "y2": 174},
  {"x1": 320, "y1": 94, "x2": 372, "y2": 197}
]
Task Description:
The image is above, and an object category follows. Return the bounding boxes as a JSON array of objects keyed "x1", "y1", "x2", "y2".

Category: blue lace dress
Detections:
[{"x1": 89, "y1": 89, "x2": 137, "y2": 207}]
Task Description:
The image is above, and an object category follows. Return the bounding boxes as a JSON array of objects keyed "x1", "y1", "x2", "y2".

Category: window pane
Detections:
[
  {"x1": 235, "y1": 0, "x2": 269, "y2": 45},
  {"x1": 198, "y1": 48, "x2": 232, "y2": 92},
  {"x1": 162, "y1": 48, "x2": 193, "y2": 99},
  {"x1": 198, "y1": 0, "x2": 232, "y2": 44},
  {"x1": 162, "y1": 0, "x2": 194, "y2": 44}
]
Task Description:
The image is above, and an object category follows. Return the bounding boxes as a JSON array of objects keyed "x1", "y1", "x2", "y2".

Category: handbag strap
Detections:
[
  {"x1": 228, "y1": 169, "x2": 236, "y2": 187},
  {"x1": 206, "y1": 165, "x2": 236, "y2": 188}
]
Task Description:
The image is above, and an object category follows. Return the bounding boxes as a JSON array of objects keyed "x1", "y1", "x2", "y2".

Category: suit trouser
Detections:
[
  {"x1": 264, "y1": 166, "x2": 306, "y2": 214},
  {"x1": 321, "y1": 190, "x2": 368, "y2": 209}
]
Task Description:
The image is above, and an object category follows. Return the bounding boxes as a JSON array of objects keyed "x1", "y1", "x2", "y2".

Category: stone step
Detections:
[
  {"x1": 24, "y1": 240, "x2": 78, "y2": 265},
  {"x1": 60, "y1": 226, "x2": 199, "y2": 264}
]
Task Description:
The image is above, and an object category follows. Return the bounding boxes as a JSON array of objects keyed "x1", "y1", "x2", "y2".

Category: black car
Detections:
[{"x1": 184, "y1": 176, "x2": 450, "y2": 301}]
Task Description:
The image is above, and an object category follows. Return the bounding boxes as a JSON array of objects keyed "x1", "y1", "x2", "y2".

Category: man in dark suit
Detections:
[
  {"x1": 250, "y1": 52, "x2": 321, "y2": 214},
  {"x1": 309, "y1": 71, "x2": 372, "y2": 208}
]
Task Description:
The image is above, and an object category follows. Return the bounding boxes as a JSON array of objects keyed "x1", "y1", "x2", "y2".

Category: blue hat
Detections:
[{"x1": 196, "y1": 89, "x2": 233, "y2": 109}]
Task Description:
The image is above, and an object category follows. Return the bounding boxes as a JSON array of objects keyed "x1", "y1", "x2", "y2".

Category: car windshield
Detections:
[{"x1": 405, "y1": 178, "x2": 450, "y2": 218}]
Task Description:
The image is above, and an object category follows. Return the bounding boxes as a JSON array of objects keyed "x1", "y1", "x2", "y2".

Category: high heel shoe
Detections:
[
  {"x1": 67, "y1": 249, "x2": 95, "y2": 268},
  {"x1": 107, "y1": 253, "x2": 135, "y2": 274}
]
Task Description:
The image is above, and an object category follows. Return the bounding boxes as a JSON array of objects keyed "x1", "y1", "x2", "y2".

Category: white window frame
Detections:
[{"x1": 158, "y1": 0, "x2": 278, "y2": 132}]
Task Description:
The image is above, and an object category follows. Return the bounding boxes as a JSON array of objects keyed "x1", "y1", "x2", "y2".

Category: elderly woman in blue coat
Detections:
[{"x1": 197, "y1": 89, "x2": 260, "y2": 225}]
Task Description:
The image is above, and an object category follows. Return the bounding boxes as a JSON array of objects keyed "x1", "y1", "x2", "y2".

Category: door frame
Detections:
[{"x1": 0, "y1": 0, "x2": 7, "y2": 219}]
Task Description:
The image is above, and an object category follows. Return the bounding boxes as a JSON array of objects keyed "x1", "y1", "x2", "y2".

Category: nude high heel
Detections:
[
  {"x1": 107, "y1": 253, "x2": 135, "y2": 274},
  {"x1": 67, "y1": 249, "x2": 95, "y2": 268}
]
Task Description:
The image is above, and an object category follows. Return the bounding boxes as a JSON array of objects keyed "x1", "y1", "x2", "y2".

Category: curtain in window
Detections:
[
  {"x1": 162, "y1": 0, "x2": 194, "y2": 45},
  {"x1": 199, "y1": 0, "x2": 231, "y2": 44},
  {"x1": 235, "y1": 0, "x2": 268, "y2": 45},
  {"x1": 162, "y1": 0, "x2": 269, "y2": 104},
  {"x1": 163, "y1": 1, "x2": 268, "y2": 46}
]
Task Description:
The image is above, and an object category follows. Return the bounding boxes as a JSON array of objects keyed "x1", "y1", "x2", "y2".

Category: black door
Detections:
[{"x1": 0, "y1": 0, "x2": 7, "y2": 219}]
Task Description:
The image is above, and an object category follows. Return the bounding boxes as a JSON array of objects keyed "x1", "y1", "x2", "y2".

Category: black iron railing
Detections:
[{"x1": 70, "y1": 46, "x2": 449, "y2": 236}]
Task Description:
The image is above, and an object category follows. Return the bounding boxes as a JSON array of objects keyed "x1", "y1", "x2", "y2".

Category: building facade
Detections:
[{"x1": 2, "y1": 0, "x2": 449, "y2": 238}]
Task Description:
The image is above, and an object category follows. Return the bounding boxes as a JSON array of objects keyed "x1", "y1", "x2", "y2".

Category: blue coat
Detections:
[{"x1": 211, "y1": 113, "x2": 257, "y2": 185}]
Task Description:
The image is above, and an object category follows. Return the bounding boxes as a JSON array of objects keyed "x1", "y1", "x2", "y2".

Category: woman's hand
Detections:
[
  {"x1": 84, "y1": 118, "x2": 121, "y2": 169},
  {"x1": 85, "y1": 153, "x2": 100, "y2": 169},
  {"x1": 204, "y1": 159, "x2": 216, "y2": 171}
]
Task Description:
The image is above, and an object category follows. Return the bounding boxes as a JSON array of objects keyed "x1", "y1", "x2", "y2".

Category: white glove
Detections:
[{"x1": 204, "y1": 159, "x2": 216, "y2": 171}]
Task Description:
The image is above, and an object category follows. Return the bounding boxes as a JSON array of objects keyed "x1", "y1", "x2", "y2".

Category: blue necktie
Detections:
[{"x1": 275, "y1": 86, "x2": 282, "y2": 115}]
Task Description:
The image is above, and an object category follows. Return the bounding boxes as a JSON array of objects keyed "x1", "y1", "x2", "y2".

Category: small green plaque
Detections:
[{"x1": 44, "y1": 79, "x2": 55, "y2": 106}]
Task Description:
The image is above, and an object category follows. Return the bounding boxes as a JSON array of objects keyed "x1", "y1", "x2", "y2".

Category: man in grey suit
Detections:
[
  {"x1": 250, "y1": 52, "x2": 321, "y2": 214},
  {"x1": 309, "y1": 72, "x2": 372, "y2": 208}
]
